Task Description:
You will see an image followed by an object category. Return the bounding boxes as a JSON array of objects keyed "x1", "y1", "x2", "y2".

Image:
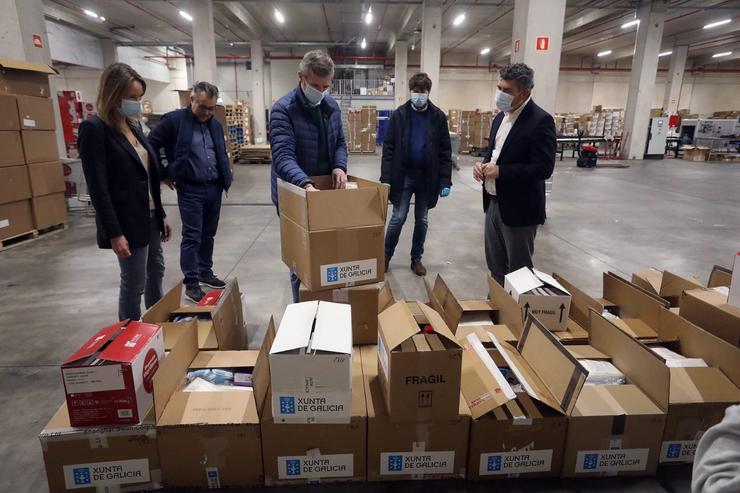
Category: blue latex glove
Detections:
[{"x1": 440, "y1": 187, "x2": 451, "y2": 198}]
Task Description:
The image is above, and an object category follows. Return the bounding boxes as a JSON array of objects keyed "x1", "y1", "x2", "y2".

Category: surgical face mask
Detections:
[
  {"x1": 302, "y1": 83, "x2": 328, "y2": 107},
  {"x1": 410, "y1": 92, "x2": 428, "y2": 109},
  {"x1": 495, "y1": 89, "x2": 516, "y2": 113},
  {"x1": 120, "y1": 98, "x2": 142, "y2": 118}
]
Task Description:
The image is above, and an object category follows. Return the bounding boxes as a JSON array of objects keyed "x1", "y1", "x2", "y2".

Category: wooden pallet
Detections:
[
  {"x1": 38, "y1": 222, "x2": 68, "y2": 236},
  {"x1": 1, "y1": 229, "x2": 39, "y2": 252}
]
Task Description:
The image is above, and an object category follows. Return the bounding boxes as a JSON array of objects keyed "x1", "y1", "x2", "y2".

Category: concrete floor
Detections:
[{"x1": 2, "y1": 153, "x2": 738, "y2": 492}]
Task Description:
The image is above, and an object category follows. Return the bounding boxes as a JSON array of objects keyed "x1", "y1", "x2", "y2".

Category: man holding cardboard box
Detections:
[
  {"x1": 473, "y1": 63, "x2": 556, "y2": 285},
  {"x1": 270, "y1": 50, "x2": 348, "y2": 302}
]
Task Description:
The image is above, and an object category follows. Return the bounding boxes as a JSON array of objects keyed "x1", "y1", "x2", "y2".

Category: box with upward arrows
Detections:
[{"x1": 504, "y1": 268, "x2": 572, "y2": 332}]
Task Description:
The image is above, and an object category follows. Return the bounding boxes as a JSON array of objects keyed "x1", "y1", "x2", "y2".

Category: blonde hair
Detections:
[{"x1": 96, "y1": 63, "x2": 146, "y2": 125}]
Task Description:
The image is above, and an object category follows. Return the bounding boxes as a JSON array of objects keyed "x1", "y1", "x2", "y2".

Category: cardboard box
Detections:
[
  {"x1": 299, "y1": 281, "x2": 395, "y2": 345},
  {"x1": 16, "y1": 94, "x2": 56, "y2": 130},
  {"x1": 598, "y1": 272, "x2": 670, "y2": 341},
  {"x1": 62, "y1": 320, "x2": 165, "y2": 427},
  {"x1": 269, "y1": 301, "x2": 353, "y2": 424},
  {"x1": 377, "y1": 301, "x2": 462, "y2": 423},
  {"x1": 142, "y1": 279, "x2": 246, "y2": 351},
  {"x1": 632, "y1": 268, "x2": 703, "y2": 307},
  {"x1": 0, "y1": 131, "x2": 25, "y2": 167},
  {"x1": 0, "y1": 165, "x2": 31, "y2": 204},
  {"x1": 634, "y1": 308, "x2": 740, "y2": 464},
  {"x1": 424, "y1": 274, "x2": 497, "y2": 333},
  {"x1": 708, "y1": 264, "x2": 732, "y2": 288},
  {"x1": 31, "y1": 192, "x2": 67, "y2": 229},
  {"x1": 0, "y1": 94, "x2": 20, "y2": 130},
  {"x1": 21, "y1": 129, "x2": 59, "y2": 163},
  {"x1": 261, "y1": 343, "x2": 367, "y2": 485},
  {"x1": 551, "y1": 273, "x2": 600, "y2": 343},
  {"x1": 153, "y1": 320, "x2": 265, "y2": 488},
  {"x1": 363, "y1": 345, "x2": 470, "y2": 481},
  {"x1": 27, "y1": 161, "x2": 65, "y2": 197},
  {"x1": 679, "y1": 288, "x2": 740, "y2": 347},
  {"x1": 0, "y1": 199, "x2": 34, "y2": 240},
  {"x1": 504, "y1": 267, "x2": 572, "y2": 331},
  {"x1": 39, "y1": 403, "x2": 161, "y2": 493},
  {"x1": 461, "y1": 315, "x2": 587, "y2": 480},
  {"x1": 561, "y1": 311, "x2": 668, "y2": 478},
  {"x1": 278, "y1": 175, "x2": 388, "y2": 291},
  {"x1": 730, "y1": 253, "x2": 740, "y2": 309},
  {"x1": 0, "y1": 58, "x2": 57, "y2": 97}
]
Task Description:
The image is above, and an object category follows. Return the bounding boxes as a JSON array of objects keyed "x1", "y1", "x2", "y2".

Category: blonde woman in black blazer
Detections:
[{"x1": 79, "y1": 63, "x2": 172, "y2": 320}]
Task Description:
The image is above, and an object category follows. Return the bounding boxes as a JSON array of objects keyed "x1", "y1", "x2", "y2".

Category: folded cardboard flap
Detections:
[
  {"x1": 554, "y1": 273, "x2": 605, "y2": 332},
  {"x1": 668, "y1": 366, "x2": 740, "y2": 405},
  {"x1": 161, "y1": 320, "x2": 217, "y2": 351},
  {"x1": 632, "y1": 268, "x2": 663, "y2": 295},
  {"x1": 602, "y1": 272, "x2": 667, "y2": 338},
  {"x1": 708, "y1": 265, "x2": 732, "y2": 288},
  {"x1": 487, "y1": 275, "x2": 524, "y2": 338},
  {"x1": 566, "y1": 345, "x2": 609, "y2": 360},
  {"x1": 573, "y1": 384, "x2": 663, "y2": 417},
  {"x1": 679, "y1": 288, "x2": 740, "y2": 348},
  {"x1": 425, "y1": 275, "x2": 497, "y2": 333},
  {"x1": 154, "y1": 321, "x2": 199, "y2": 422},
  {"x1": 632, "y1": 269, "x2": 703, "y2": 307}
]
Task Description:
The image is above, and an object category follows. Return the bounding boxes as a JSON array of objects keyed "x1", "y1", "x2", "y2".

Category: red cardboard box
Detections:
[{"x1": 62, "y1": 320, "x2": 165, "y2": 427}]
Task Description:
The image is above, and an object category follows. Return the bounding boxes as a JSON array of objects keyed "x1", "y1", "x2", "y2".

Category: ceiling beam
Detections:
[{"x1": 219, "y1": 2, "x2": 266, "y2": 39}]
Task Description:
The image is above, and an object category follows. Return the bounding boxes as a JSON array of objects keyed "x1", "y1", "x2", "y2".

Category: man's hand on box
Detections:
[
  {"x1": 332, "y1": 168, "x2": 348, "y2": 189},
  {"x1": 304, "y1": 184, "x2": 319, "y2": 192}
]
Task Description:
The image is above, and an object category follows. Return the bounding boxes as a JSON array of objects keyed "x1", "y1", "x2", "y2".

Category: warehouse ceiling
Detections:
[{"x1": 43, "y1": 0, "x2": 740, "y2": 66}]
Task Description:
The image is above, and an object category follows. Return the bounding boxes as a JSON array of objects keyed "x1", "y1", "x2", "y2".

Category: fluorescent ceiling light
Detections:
[
  {"x1": 100, "y1": 16, "x2": 106, "y2": 22},
  {"x1": 480, "y1": 47, "x2": 491, "y2": 55},
  {"x1": 703, "y1": 19, "x2": 731, "y2": 29},
  {"x1": 597, "y1": 50, "x2": 612, "y2": 57},
  {"x1": 621, "y1": 19, "x2": 639, "y2": 29},
  {"x1": 365, "y1": 6, "x2": 373, "y2": 25},
  {"x1": 361, "y1": 37, "x2": 367, "y2": 49},
  {"x1": 453, "y1": 13, "x2": 465, "y2": 26},
  {"x1": 274, "y1": 9, "x2": 285, "y2": 24},
  {"x1": 712, "y1": 51, "x2": 732, "y2": 58},
  {"x1": 179, "y1": 10, "x2": 192, "y2": 22},
  {"x1": 83, "y1": 9, "x2": 98, "y2": 18},
  {"x1": 658, "y1": 50, "x2": 672, "y2": 57}
]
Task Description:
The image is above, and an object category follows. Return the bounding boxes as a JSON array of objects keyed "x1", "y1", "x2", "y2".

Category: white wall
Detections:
[
  {"x1": 269, "y1": 59, "x2": 299, "y2": 106},
  {"x1": 46, "y1": 20, "x2": 103, "y2": 68},
  {"x1": 215, "y1": 61, "x2": 253, "y2": 105}
]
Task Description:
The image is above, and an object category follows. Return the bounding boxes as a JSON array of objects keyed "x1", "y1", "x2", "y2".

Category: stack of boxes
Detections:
[
  {"x1": 587, "y1": 107, "x2": 625, "y2": 139},
  {"x1": 448, "y1": 110, "x2": 495, "y2": 153},
  {"x1": 347, "y1": 106, "x2": 377, "y2": 153},
  {"x1": 0, "y1": 59, "x2": 67, "y2": 245},
  {"x1": 225, "y1": 103, "x2": 244, "y2": 160}
]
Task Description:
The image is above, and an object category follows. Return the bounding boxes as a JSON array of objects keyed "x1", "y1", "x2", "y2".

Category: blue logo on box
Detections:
[
  {"x1": 73, "y1": 467, "x2": 91, "y2": 485},
  {"x1": 388, "y1": 455, "x2": 403, "y2": 472},
  {"x1": 326, "y1": 267, "x2": 339, "y2": 283},
  {"x1": 279, "y1": 396, "x2": 296, "y2": 414},
  {"x1": 667, "y1": 443, "x2": 682, "y2": 459},
  {"x1": 207, "y1": 470, "x2": 218, "y2": 478},
  {"x1": 487, "y1": 456, "x2": 502, "y2": 472},
  {"x1": 286, "y1": 459, "x2": 301, "y2": 476},
  {"x1": 583, "y1": 454, "x2": 599, "y2": 470}
]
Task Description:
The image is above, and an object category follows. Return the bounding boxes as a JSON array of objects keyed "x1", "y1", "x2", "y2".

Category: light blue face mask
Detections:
[
  {"x1": 302, "y1": 83, "x2": 329, "y2": 107},
  {"x1": 410, "y1": 92, "x2": 428, "y2": 109},
  {"x1": 120, "y1": 98, "x2": 142, "y2": 118}
]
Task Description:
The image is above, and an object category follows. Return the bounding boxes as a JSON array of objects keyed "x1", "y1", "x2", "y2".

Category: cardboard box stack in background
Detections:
[
  {"x1": 347, "y1": 106, "x2": 377, "y2": 153},
  {"x1": 587, "y1": 107, "x2": 625, "y2": 139},
  {"x1": 452, "y1": 110, "x2": 494, "y2": 153},
  {"x1": 0, "y1": 59, "x2": 66, "y2": 243}
]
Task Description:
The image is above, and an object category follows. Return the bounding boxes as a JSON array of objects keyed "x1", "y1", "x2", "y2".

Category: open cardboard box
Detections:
[
  {"x1": 424, "y1": 275, "x2": 497, "y2": 334},
  {"x1": 707, "y1": 264, "x2": 732, "y2": 288},
  {"x1": 679, "y1": 288, "x2": 740, "y2": 348},
  {"x1": 632, "y1": 308, "x2": 740, "y2": 464},
  {"x1": 153, "y1": 321, "x2": 265, "y2": 489},
  {"x1": 0, "y1": 58, "x2": 57, "y2": 97},
  {"x1": 561, "y1": 311, "x2": 668, "y2": 478},
  {"x1": 362, "y1": 345, "x2": 470, "y2": 481},
  {"x1": 504, "y1": 268, "x2": 572, "y2": 332},
  {"x1": 39, "y1": 403, "x2": 161, "y2": 493},
  {"x1": 631, "y1": 268, "x2": 703, "y2": 307},
  {"x1": 377, "y1": 301, "x2": 462, "y2": 423},
  {"x1": 269, "y1": 301, "x2": 352, "y2": 424},
  {"x1": 299, "y1": 281, "x2": 394, "y2": 345},
  {"x1": 278, "y1": 175, "x2": 388, "y2": 291},
  {"x1": 260, "y1": 331, "x2": 367, "y2": 485},
  {"x1": 461, "y1": 315, "x2": 587, "y2": 479},
  {"x1": 551, "y1": 273, "x2": 600, "y2": 344},
  {"x1": 142, "y1": 279, "x2": 245, "y2": 351}
]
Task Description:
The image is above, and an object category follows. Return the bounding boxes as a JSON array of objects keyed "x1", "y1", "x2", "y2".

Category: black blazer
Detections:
[
  {"x1": 380, "y1": 100, "x2": 453, "y2": 210},
  {"x1": 482, "y1": 100, "x2": 556, "y2": 227},
  {"x1": 79, "y1": 116, "x2": 166, "y2": 250}
]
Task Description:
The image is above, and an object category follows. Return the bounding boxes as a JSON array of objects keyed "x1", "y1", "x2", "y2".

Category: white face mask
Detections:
[
  {"x1": 495, "y1": 89, "x2": 514, "y2": 113},
  {"x1": 302, "y1": 83, "x2": 328, "y2": 107}
]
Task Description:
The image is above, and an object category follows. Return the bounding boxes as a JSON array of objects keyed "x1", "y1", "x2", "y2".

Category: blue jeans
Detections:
[
  {"x1": 177, "y1": 180, "x2": 222, "y2": 288},
  {"x1": 384, "y1": 175, "x2": 429, "y2": 262},
  {"x1": 117, "y1": 212, "x2": 165, "y2": 321}
]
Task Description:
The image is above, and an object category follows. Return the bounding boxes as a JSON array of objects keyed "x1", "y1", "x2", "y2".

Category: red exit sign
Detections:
[{"x1": 536, "y1": 36, "x2": 549, "y2": 51}]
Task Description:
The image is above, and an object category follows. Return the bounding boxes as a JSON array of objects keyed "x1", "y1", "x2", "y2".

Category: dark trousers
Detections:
[
  {"x1": 177, "y1": 180, "x2": 222, "y2": 288},
  {"x1": 384, "y1": 174, "x2": 429, "y2": 262},
  {"x1": 117, "y1": 212, "x2": 164, "y2": 321},
  {"x1": 485, "y1": 198, "x2": 538, "y2": 286}
]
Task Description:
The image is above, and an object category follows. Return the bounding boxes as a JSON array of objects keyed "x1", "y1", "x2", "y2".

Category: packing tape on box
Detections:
[
  {"x1": 202, "y1": 436, "x2": 229, "y2": 488},
  {"x1": 97, "y1": 485, "x2": 120, "y2": 493},
  {"x1": 306, "y1": 448, "x2": 322, "y2": 485},
  {"x1": 333, "y1": 288, "x2": 349, "y2": 304},
  {"x1": 88, "y1": 433, "x2": 109, "y2": 449},
  {"x1": 412, "y1": 426, "x2": 429, "y2": 480}
]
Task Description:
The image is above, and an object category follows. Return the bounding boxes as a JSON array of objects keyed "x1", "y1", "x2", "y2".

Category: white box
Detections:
[
  {"x1": 269, "y1": 301, "x2": 353, "y2": 423},
  {"x1": 504, "y1": 268, "x2": 572, "y2": 331}
]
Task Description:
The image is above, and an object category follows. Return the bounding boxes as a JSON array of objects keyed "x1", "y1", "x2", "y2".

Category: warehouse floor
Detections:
[{"x1": 3, "y1": 153, "x2": 738, "y2": 492}]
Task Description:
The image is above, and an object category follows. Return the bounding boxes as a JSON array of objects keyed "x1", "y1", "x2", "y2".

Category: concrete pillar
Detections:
[
  {"x1": 622, "y1": 0, "x2": 666, "y2": 160},
  {"x1": 420, "y1": 0, "x2": 442, "y2": 92},
  {"x1": 191, "y1": 0, "x2": 217, "y2": 83},
  {"x1": 101, "y1": 39, "x2": 118, "y2": 67},
  {"x1": 662, "y1": 45, "x2": 688, "y2": 116},
  {"x1": 510, "y1": 0, "x2": 566, "y2": 115},
  {"x1": 251, "y1": 40, "x2": 267, "y2": 144},
  {"x1": 394, "y1": 41, "x2": 409, "y2": 108}
]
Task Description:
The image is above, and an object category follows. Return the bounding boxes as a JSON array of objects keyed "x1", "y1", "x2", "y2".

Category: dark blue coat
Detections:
[
  {"x1": 269, "y1": 84, "x2": 348, "y2": 205},
  {"x1": 148, "y1": 108, "x2": 233, "y2": 191}
]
